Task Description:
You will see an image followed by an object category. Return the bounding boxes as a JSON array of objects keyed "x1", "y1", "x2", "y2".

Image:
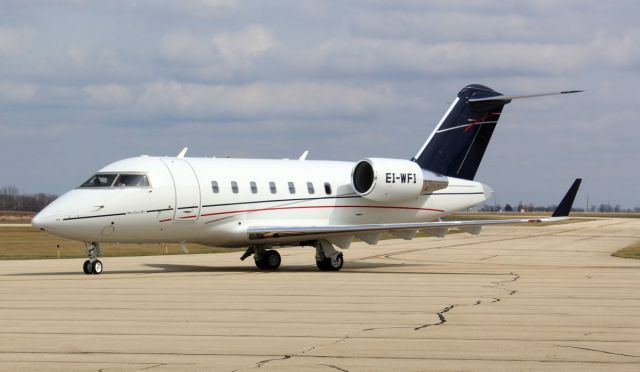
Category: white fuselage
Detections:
[{"x1": 33, "y1": 156, "x2": 492, "y2": 247}]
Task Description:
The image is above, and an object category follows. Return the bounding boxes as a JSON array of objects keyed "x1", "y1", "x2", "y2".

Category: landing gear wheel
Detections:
[
  {"x1": 255, "y1": 250, "x2": 281, "y2": 270},
  {"x1": 316, "y1": 253, "x2": 344, "y2": 271},
  {"x1": 91, "y1": 260, "x2": 103, "y2": 275},
  {"x1": 82, "y1": 260, "x2": 92, "y2": 275}
]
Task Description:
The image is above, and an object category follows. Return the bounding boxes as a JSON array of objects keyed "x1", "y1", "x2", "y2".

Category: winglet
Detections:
[
  {"x1": 177, "y1": 147, "x2": 188, "y2": 158},
  {"x1": 298, "y1": 150, "x2": 309, "y2": 161},
  {"x1": 551, "y1": 178, "x2": 582, "y2": 217}
]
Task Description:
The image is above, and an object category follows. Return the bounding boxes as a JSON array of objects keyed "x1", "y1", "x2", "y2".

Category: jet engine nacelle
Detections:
[{"x1": 350, "y1": 158, "x2": 442, "y2": 202}]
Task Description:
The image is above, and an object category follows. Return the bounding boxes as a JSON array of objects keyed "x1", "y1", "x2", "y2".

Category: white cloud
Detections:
[
  {"x1": 83, "y1": 84, "x2": 132, "y2": 107},
  {"x1": 171, "y1": 0, "x2": 241, "y2": 18},
  {"x1": 353, "y1": 11, "x2": 531, "y2": 42},
  {"x1": 0, "y1": 82, "x2": 37, "y2": 102},
  {"x1": 293, "y1": 33, "x2": 640, "y2": 77},
  {"x1": 160, "y1": 31, "x2": 215, "y2": 66},
  {"x1": 212, "y1": 24, "x2": 275, "y2": 62},
  {"x1": 0, "y1": 27, "x2": 34, "y2": 57},
  {"x1": 136, "y1": 80, "x2": 394, "y2": 118},
  {"x1": 158, "y1": 25, "x2": 274, "y2": 78}
]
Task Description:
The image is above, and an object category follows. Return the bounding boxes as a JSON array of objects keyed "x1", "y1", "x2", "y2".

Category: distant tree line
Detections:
[
  {"x1": 0, "y1": 186, "x2": 58, "y2": 212},
  {"x1": 480, "y1": 203, "x2": 640, "y2": 213}
]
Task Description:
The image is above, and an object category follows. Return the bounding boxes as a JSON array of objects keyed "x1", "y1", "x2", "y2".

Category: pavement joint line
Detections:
[
  {"x1": 554, "y1": 345, "x2": 640, "y2": 358},
  {"x1": 317, "y1": 363, "x2": 350, "y2": 372}
]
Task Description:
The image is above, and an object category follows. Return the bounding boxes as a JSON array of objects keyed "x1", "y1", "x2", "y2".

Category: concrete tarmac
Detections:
[{"x1": 0, "y1": 218, "x2": 639, "y2": 371}]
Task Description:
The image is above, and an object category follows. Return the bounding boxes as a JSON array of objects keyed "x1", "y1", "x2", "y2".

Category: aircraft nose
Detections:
[{"x1": 31, "y1": 212, "x2": 59, "y2": 231}]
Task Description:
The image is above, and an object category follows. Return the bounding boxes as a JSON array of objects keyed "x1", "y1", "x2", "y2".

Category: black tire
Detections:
[
  {"x1": 317, "y1": 253, "x2": 343, "y2": 271},
  {"x1": 91, "y1": 260, "x2": 103, "y2": 275},
  {"x1": 265, "y1": 250, "x2": 281, "y2": 269},
  {"x1": 256, "y1": 250, "x2": 281, "y2": 270},
  {"x1": 329, "y1": 253, "x2": 344, "y2": 271},
  {"x1": 316, "y1": 259, "x2": 330, "y2": 271},
  {"x1": 83, "y1": 260, "x2": 92, "y2": 275},
  {"x1": 255, "y1": 258, "x2": 268, "y2": 269}
]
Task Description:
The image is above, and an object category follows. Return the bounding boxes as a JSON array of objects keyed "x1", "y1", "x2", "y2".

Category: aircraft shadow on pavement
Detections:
[{"x1": 3, "y1": 260, "x2": 421, "y2": 276}]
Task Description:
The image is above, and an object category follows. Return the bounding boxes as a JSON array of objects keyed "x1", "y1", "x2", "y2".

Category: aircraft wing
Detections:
[{"x1": 247, "y1": 179, "x2": 582, "y2": 247}]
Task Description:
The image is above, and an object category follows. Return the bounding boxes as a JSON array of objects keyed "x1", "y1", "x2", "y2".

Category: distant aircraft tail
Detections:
[{"x1": 412, "y1": 84, "x2": 581, "y2": 180}]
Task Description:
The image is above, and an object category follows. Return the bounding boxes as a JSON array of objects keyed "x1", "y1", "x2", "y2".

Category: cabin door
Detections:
[{"x1": 161, "y1": 159, "x2": 201, "y2": 222}]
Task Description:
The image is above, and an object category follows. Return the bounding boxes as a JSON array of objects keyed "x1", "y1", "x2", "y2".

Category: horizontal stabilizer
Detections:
[
  {"x1": 552, "y1": 178, "x2": 582, "y2": 217},
  {"x1": 468, "y1": 90, "x2": 583, "y2": 103}
]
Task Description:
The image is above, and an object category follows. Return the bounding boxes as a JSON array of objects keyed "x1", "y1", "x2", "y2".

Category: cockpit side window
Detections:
[
  {"x1": 114, "y1": 174, "x2": 150, "y2": 187},
  {"x1": 80, "y1": 173, "x2": 117, "y2": 188}
]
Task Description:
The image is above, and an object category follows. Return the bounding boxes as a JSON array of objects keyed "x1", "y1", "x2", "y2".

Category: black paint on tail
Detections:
[
  {"x1": 552, "y1": 178, "x2": 582, "y2": 217},
  {"x1": 412, "y1": 84, "x2": 509, "y2": 180}
]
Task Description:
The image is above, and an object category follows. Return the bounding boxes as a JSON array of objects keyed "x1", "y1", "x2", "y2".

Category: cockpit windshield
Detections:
[
  {"x1": 80, "y1": 173, "x2": 117, "y2": 188},
  {"x1": 114, "y1": 174, "x2": 150, "y2": 187},
  {"x1": 79, "y1": 173, "x2": 150, "y2": 188}
]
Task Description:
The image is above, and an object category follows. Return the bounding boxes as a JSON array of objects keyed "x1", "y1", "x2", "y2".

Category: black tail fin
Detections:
[{"x1": 412, "y1": 84, "x2": 508, "y2": 180}]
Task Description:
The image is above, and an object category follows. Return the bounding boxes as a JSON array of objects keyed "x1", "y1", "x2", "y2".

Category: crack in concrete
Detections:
[
  {"x1": 140, "y1": 364, "x2": 165, "y2": 370},
  {"x1": 555, "y1": 345, "x2": 640, "y2": 358},
  {"x1": 254, "y1": 355, "x2": 291, "y2": 369},
  {"x1": 583, "y1": 332, "x2": 605, "y2": 337},
  {"x1": 240, "y1": 262, "x2": 522, "y2": 370},
  {"x1": 302, "y1": 337, "x2": 350, "y2": 354},
  {"x1": 414, "y1": 304, "x2": 455, "y2": 330},
  {"x1": 363, "y1": 272, "x2": 520, "y2": 334},
  {"x1": 484, "y1": 272, "x2": 520, "y2": 297},
  {"x1": 318, "y1": 363, "x2": 350, "y2": 372},
  {"x1": 479, "y1": 254, "x2": 498, "y2": 261}
]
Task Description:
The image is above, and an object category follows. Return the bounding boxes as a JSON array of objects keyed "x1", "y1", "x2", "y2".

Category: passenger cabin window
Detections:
[
  {"x1": 211, "y1": 181, "x2": 219, "y2": 193},
  {"x1": 80, "y1": 173, "x2": 117, "y2": 188},
  {"x1": 250, "y1": 181, "x2": 258, "y2": 194},
  {"x1": 307, "y1": 182, "x2": 315, "y2": 194},
  {"x1": 288, "y1": 182, "x2": 296, "y2": 194},
  {"x1": 269, "y1": 182, "x2": 277, "y2": 194},
  {"x1": 231, "y1": 181, "x2": 239, "y2": 193},
  {"x1": 324, "y1": 182, "x2": 332, "y2": 195}
]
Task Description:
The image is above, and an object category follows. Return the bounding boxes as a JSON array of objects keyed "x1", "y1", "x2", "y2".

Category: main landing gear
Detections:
[
  {"x1": 314, "y1": 240, "x2": 344, "y2": 271},
  {"x1": 83, "y1": 242, "x2": 103, "y2": 275},
  {"x1": 241, "y1": 246, "x2": 281, "y2": 270},
  {"x1": 240, "y1": 240, "x2": 344, "y2": 272}
]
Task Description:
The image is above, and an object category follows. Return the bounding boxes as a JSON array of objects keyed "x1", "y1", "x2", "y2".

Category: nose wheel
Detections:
[{"x1": 83, "y1": 242, "x2": 103, "y2": 275}]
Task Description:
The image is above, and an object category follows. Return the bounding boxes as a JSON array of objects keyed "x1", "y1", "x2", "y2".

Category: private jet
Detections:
[{"x1": 32, "y1": 84, "x2": 582, "y2": 274}]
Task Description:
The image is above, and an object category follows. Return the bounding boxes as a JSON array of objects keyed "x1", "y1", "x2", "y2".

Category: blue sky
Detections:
[{"x1": 1, "y1": 0, "x2": 639, "y2": 208}]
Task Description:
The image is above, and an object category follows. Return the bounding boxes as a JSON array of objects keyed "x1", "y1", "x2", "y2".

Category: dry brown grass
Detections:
[
  {"x1": 0, "y1": 211, "x2": 34, "y2": 223},
  {"x1": 612, "y1": 241, "x2": 640, "y2": 260},
  {"x1": 0, "y1": 226, "x2": 239, "y2": 260}
]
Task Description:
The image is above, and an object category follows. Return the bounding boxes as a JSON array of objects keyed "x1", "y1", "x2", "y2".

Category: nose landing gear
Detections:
[{"x1": 83, "y1": 242, "x2": 103, "y2": 275}]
